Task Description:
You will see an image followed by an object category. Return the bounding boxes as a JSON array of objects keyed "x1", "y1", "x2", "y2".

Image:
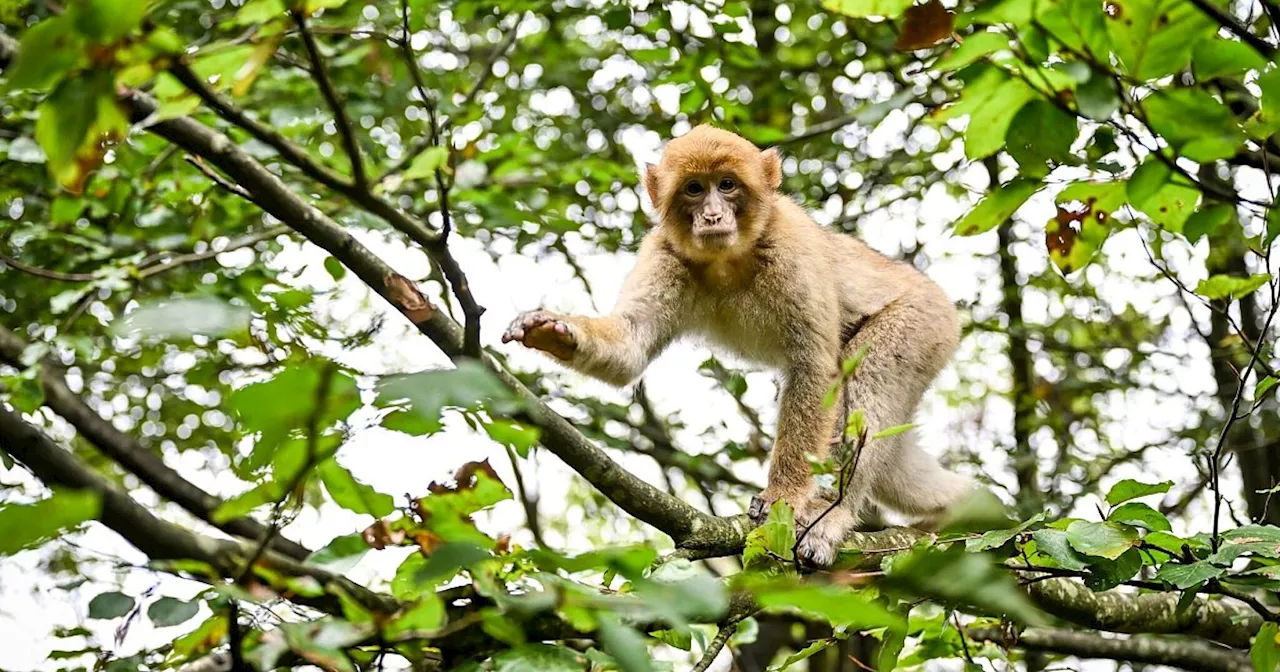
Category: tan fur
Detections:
[{"x1": 503, "y1": 125, "x2": 973, "y2": 566}]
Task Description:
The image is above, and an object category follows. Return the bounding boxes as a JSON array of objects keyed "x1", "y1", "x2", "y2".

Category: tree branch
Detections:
[
  {"x1": 26, "y1": 36, "x2": 733, "y2": 552},
  {"x1": 0, "y1": 404, "x2": 392, "y2": 614},
  {"x1": 1023, "y1": 576, "x2": 1263, "y2": 648},
  {"x1": 0, "y1": 325, "x2": 311, "y2": 561},
  {"x1": 1186, "y1": 0, "x2": 1277, "y2": 59},
  {"x1": 289, "y1": 8, "x2": 368, "y2": 188},
  {"x1": 967, "y1": 625, "x2": 1252, "y2": 672}
]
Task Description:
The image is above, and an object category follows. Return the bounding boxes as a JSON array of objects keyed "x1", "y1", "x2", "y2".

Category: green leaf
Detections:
[
  {"x1": 1183, "y1": 203, "x2": 1234, "y2": 244},
  {"x1": 1037, "y1": 0, "x2": 1110, "y2": 59},
  {"x1": 377, "y1": 361, "x2": 519, "y2": 436},
  {"x1": 323, "y1": 257, "x2": 347, "y2": 281},
  {"x1": 231, "y1": 364, "x2": 359, "y2": 473},
  {"x1": 966, "y1": 513, "x2": 1045, "y2": 553},
  {"x1": 954, "y1": 178, "x2": 1041, "y2": 236},
  {"x1": 483, "y1": 420, "x2": 541, "y2": 459},
  {"x1": 88, "y1": 591, "x2": 135, "y2": 619},
  {"x1": 114, "y1": 297, "x2": 251, "y2": 341},
  {"x1": 0, "y1": 490, "x2": 100, "y2": 555},
  {"x1": 1257, "y1": 376, "x2": 1279, "y2": 401},
  {"x1": 1105, "y1": 478, "x2": 1174, "y2": 505},
  {"x1": 1005, "y1": 100, "x2": 1078, "y2": 178},
  {"x1": 820, "y1": 0, "x2": 913, "y2": 18},
  {"x1": 884, "y1": 547, "x2": 1046, "y2": 625},
  {"x1": 73, "y1": 0, "x2": 149, "y2": 43},
  {"x1": 1106, "y1": 0, "x2": 1216, "y2": 81},
  {"x1": 404, "y1": 146, "x2": 450, "y2": 181},
  {"x1": 306, "y1": 533, "x2": 369, "y2": 573},
  {"x1": 596, "y1": 616, "x2": 654, "y2": 672},
  {"x1": 1156, "y1": 560, "x2": 1225, "y2": 589},
  {"x1": 384, "y1": 596, "x2": 446, "y2": 641},
  {"x1": 965, "y1": 78, "x2": 1038, "y2": 159},
  {"x1": 1031, "y1": 528, "x2": 1089, "y2": 571},
  {"x1": 1144, "y1": 89, "x2": 1244, "y2": 162},
  {"x1": 318, "y1": 459, "x2": 396, "y2": 518},
  {"x1": 1253, "y1": 622, "x2": 1280, "y2": 672},
  {"x1": 1108, "y1": 502, "x2": 1171, "y2": 532},
  {"x1": 873, "y1": 423, "x2": 915, "y2": 439},
  {"x1": 147, "y1": 597, "x2": 200, "y2": 627},
  {"x1": 5, "y1": 16, "x2": 85, "y2": 91},
  {"x1": 746, "y1": 577, "x2": 902, "y2": 629},
  {"x1": 1084, "y1": 548, "x2": 1143, "y2": 591},
  {"x1": 935, "y1": 32, "x2": 1010, "y2": 71},
  {"x1": 1065, "y1": 520, "x2": 1140, "y2": 559},
  {"x1": 1076, "y1": 70, "x2": 1121, "y2": 120},
  {"x1": 35, "y1": 72, "x2": 106, "y2": 189},
  {"x1": 767, "y1": 639, "x2": 836, "y2": 671},
  {"x1": 491, "y1": 644, "x2": 588, "y2": 672},
  {"x1": 1192, "y1": 38, "x2": 1267, "y2": 80},
  {"x1": 392, "y1": 543, "x2": 491, "y2": 599},
  {"x1": 743, "y1": 499, "x2": 795, "y2": 567},
  {"x1": 1126, "y1": 158, "x2": 1200, "y2": 233},
  {"x1": 1195, "y1": 274, "x2": 1271, "y2": 300}
]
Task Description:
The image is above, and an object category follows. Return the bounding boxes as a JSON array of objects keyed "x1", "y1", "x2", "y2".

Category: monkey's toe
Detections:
[{"x1": 795, "y1": 524, "x2": 844, "y2": 568}]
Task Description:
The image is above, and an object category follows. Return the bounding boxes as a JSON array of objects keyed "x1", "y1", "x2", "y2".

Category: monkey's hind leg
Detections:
[
  {"x1": 870, "y1": 438, "x2": 973, "y2": 530},
  {"x1": 795, "y1": 293, "x2": 960, "y2": 566}
]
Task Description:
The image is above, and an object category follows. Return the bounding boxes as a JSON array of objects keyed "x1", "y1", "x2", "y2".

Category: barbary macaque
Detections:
[{"x1": 502, "y1": 125, "x2": 973, "y2": 566}]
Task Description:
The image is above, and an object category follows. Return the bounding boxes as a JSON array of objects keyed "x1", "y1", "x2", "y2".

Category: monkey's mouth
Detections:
[{"x1": 692, "y1": 220, "x2": 738, "y2": 239}]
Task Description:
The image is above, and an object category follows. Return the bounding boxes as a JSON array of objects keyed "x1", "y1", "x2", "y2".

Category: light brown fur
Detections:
[{"x1": 503, "y1": 125, "x2": 972, "y2": 566}]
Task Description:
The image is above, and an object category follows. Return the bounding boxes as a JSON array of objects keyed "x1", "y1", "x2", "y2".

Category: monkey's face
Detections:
[
  {"x1": 677, "y1": 173, "x2": 746, "y2": 250},
  {"x1": 643, "y1": 125, "x2": 783, "y2": 259}
]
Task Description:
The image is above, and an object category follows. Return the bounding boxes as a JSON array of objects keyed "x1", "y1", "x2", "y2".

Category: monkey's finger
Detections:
[{"x1": 748, "y1": 495, "x2": 767, "y2": 523}]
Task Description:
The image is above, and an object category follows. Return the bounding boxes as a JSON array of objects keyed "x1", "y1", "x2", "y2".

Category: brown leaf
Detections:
[
  {"x1": 895, "y1": 0, "x2": 955, "y2": 51},
  {"x1": 1045, "y1": 205, "x2": 1087, "y2": 260},
  {"x1": 454, "y1": 459, "x2": 502, "y2": 489},
  {"x1": 383, "y1": 272, "x2": 435, "y2": 324},
  {"x1": 414, "y1": 530, "x2": 445, "y2": 555}
]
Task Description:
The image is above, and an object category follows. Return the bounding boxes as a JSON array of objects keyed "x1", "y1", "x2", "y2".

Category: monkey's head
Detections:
[{"x1": 644, "y1": 125, "x2": 781, "y2": 259}]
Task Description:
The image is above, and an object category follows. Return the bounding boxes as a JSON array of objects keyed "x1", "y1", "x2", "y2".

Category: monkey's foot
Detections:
[
  {"x1": 795, "y1": 504, "x2": 855, "y2": 569},
  {"x1": 501, "y1": 310, "x2": 577, "y2": 361}
]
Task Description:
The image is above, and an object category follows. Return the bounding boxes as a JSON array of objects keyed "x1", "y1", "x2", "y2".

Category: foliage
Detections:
[{"x1": 1, "y1": 0, "x2": 1280, "y2": 669}]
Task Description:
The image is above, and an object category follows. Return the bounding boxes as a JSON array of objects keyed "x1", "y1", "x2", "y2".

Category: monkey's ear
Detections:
[
  {"x1": 643, "y1": 163, "x2": 662, "y2": 209},
  {"x1": 761, "y1": 148, "x2": 782, "y2": 189}
]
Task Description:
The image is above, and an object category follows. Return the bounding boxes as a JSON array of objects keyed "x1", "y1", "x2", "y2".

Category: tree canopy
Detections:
[{"x1": 1, "y1": 0, "x2": 1280, "y2": 670}]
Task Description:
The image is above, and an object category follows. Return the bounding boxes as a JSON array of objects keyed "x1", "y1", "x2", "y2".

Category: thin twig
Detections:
[
  {"x1": 289, "y1": 8, "x2": 367, "y2": 188},
  {"x1": 0, "y1": 253, "x2": 96, "y2": 282},
  {"x1": 691, "y1": 618, "x2": 741, "y2": 672},
  {"x1": 185, "y1": 154, "x2": 254, "y2": 200}
]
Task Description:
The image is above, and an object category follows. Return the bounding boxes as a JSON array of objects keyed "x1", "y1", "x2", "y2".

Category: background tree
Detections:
[{"x1": 1, "y1": 0, "x2": 1279, "y2": 670}]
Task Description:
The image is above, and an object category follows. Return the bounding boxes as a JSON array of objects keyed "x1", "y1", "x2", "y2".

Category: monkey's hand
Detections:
[
  {"x1": 748, "y1": 483, "x2": 815, "y2": 527},
  {"x1": 502, "y1": 310, "x2": 578, "y2": 361}
]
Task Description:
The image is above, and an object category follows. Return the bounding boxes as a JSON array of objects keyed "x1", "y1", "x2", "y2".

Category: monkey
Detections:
[{"x1": 501, "y1": 125, "x2": 974, "y2": 567}]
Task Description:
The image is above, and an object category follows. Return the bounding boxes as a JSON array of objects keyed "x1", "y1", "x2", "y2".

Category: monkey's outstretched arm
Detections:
[{"x1": 503, "y1": 241, "x2": 688, "y2": 387}]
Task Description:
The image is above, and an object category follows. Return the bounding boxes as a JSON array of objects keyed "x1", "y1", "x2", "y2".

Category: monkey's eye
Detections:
[
  {"x1": 718, "y1": 178, "x2": 737, "y2": 192},
  {"x1": 684, "y1": 181, "x2": 704, "y2": 196}
]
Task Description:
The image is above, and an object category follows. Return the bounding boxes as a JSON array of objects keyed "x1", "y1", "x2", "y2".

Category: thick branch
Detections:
[
  {"x1": 0, "y1": 325, "x2": 310, "y2": 561},
  {"x1": 0, "y1": 404, "x2": 392, "y2": 614},
  {"x1": 968, "y1": 626, "x2": 1251, "y2": 672},
  {"x1": 1024, "y1": 577, "x2": 1262, "y2": 648}
]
